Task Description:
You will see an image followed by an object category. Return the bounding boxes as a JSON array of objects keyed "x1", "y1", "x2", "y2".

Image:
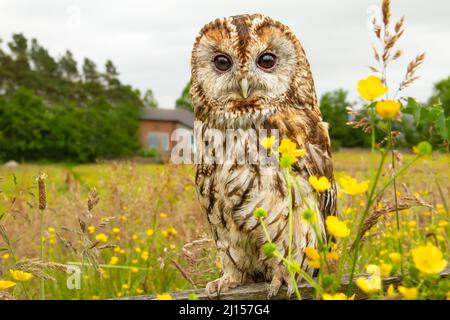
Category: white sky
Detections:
[{"x1": 1, "y1": 0, "x2": 449, "y2": 108}]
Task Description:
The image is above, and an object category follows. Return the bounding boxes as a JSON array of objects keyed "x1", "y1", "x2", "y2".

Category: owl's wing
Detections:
[{"x1": 268, "y1": 107, "x2": 337, "y2": 219}]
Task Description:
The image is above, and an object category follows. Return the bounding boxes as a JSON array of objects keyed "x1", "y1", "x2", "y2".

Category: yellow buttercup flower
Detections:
[
  {"x1": 356, "y1": 276, "x2": 381, "y2": 294},
  {"x1": 155, "y1": 293, "x2": 173, "y2": 300},
  {"x1": 141, "y1": 251, "x2": 149, "y2": 261},
  {"x1": 411, "y1": 243, "x2": 447, "y2": 274},
  {"x1": 308, "y1": 176, "x2": 331, "y2": 192},
  {"x1": 304, "y1": 247, "x2": 320, "y2": 260},
  {"x1": 109, "y1": 256, "x2": 119, "y2": 265},
  {"x1": 338, "y1": 176, "x2": 369, "y2": 196},
  {"x1": 355, "y1": 265, "x2": 382, "y2": 294},
  {"x1": 357, "y1": 75, "x2": 388, "y2": 101},
  {"x1": 386, "y1": 284, "x2": 397, "y2": 298},
  {"x1": 9, "y1": 269, "x2": 33, "y2": 282},
  {"x1": 304, "y1": 247, "x2": 320, "y2": 269},
  {"x1": 47, "y1": 227, "x2": 55, "y2": 233},
  {"x1": 326, "y1": 251, "x2": 340, "y2": 262},
  {"x1": 0, "y1": 280, "x2": 16, "y2": 290},
  {"x1": 322, "y1": 293, "x2": 353, "y2": 300},
  {"x1": 131, "y1": 267, "x2": 139, "y2": 273},
  {"x1": 147, "y1": 229, "x2": 155, "y2": 237},
  {"x1": 438, "y1": 220, "x2": 448, "y2": 228},
  {"x1": 278, "y1": 138, "x2": 305, "y2": 159},
  {"x1": 136, "y1": 288, "x2": 144, "y2": 295},
  {"x1": 112, "y1": 227, "x2": 120, "y2": 234},
  {"x1": 95, "y1": 233, "x2": 108, "y2": 243},
  {"x1": 376, "y1": 100, "x2": 401, "y2": 119},
  {"x1": 87, "y1": 226, "x2": 95, "y2": 234},
  {"x1": 159, "y1": 212, "x2": 168, "y2": 219},
  {"x1": 260, "y1": 136, "x2": 276, "y2": 150},
  {"x1": 2, "y1": 253, "x2": 10, "y2": 260},
  {"x1": 389, "y1": 252, "x2": 402, "y2": 264},
  {"x1": 398, "y1": 286, "x2": 418, "y2": 300},
  {"x1": 380, "y1": 263, "x2": 392, "y2": 278},
  {"x1": 326, "y1": 216, "x2": 350, "y2": 238}
]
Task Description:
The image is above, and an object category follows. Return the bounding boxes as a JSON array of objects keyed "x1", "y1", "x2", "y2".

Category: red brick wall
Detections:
[{"x1": 139, "y1": 120, "x2": 178, "y2": 150}]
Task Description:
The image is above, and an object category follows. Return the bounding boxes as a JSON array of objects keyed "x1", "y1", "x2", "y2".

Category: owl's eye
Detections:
[
  {"x1": 213, "y1": 54, "x2": 232, "y2": 72},
  {"x1": 257, "y1": 53, "x2": 277, "y2": 70}
]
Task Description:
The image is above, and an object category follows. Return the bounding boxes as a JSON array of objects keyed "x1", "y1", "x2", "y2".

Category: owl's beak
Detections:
[{"x1": 240, "y1": 78, "x2": 249, "y2": 99}]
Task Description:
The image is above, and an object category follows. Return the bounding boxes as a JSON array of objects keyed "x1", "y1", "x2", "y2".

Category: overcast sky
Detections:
[{"x1": 1, "y1": 0, "x2": 449, "y2": 108}]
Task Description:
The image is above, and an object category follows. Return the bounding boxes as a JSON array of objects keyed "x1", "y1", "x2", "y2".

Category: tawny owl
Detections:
[{"x1": 191, "y1": 14, "x2": 336, "y2": 298}]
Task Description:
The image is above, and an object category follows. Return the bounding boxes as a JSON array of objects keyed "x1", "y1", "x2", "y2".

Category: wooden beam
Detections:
[{"x1": 115, "y1": 267, "x2": 449, "y2": 300}]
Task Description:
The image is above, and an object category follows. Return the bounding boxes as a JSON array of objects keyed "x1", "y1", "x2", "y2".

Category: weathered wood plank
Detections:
[{"x1": 115, "y1": 267, "x2": 449, "y2": 300}]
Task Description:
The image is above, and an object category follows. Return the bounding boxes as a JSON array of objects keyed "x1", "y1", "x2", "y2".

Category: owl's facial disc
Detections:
[{"x1": 192, "y1": 14, "x2": 306, "y2": 115}]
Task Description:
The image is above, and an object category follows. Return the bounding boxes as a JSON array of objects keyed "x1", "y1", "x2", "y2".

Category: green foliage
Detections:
[
  {"x1": 175, "y1": 81, "x2": 193, "y2": 112},
  {"x1": 319, "y1": 86, "x2": 450, "y2": 150},
  {"x1": 143, "y1": 89, "x2": 158, "y2": 108},
  {"x1": 428, "y1": 75, "x2": 450, "y2": 117},
  {"x1": 0, "y1": 33, "x2": 146, "y2": 162},
  {"x1": 319, "y1": 89, "x2": 370, "y2": 150},
  {"x1": 139, "y1": 148, "x2": 159, "y2": 158},
  {"x1": 402, "y1": 97, "x2": 449, "y2": 148}
]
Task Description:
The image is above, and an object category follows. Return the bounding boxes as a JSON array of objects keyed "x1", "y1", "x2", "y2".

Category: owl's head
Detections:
[{"x1": 191, "y1": 14, "x2": 316, "y2": 123}]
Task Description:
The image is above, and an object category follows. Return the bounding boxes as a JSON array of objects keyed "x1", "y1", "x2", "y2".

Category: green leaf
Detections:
[
  {"x1": 413, "y1": 141, "x2": 433, "y2": 156},
  {"x1": 436, "y1": 111, "x2": 449, "y2": 141},
  {"x1": 402, "y1": 97, "x2": 418, "y2": 114}
]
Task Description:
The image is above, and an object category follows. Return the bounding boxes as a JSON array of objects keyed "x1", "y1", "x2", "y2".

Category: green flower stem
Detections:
[
  {"x1": 387, "y1": 120, "x2": 403, "y2": 276},
  {"x1": 370, "y1": 109, "x2": 376, "y2": 184},
  {"x1": 372, "y1": 156, "x2": 421, "y2": 201},
  {"x1": 289, "y1": 271, "x2": 302, "y2": 300},
  {"x1": 259, "y1": 217, "x2": 272, "y2": 244},
  {"x1": 39, "y1": 208, "x2": 45, "y2": 300},
  {"x1": 274, "y1": 252, "x2": 321, "y2": 295},
  {"x1": 0, "y1": 225, "x2": 32, "y2": 299},
  {"x1": 281, "y1": 168, "x2": 294, "y2": 260},
  {"x1": 347, "y1": 149, "x2": 389, "y2": 295}
]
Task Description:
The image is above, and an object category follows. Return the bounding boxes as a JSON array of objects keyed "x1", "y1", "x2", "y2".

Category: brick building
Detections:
[{"x1": 139, "y1": 108, "x2": 194, "y2": 153}]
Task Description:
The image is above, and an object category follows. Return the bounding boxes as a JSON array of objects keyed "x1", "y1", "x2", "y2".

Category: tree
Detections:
[
  {"x1": 319, "y1": 89, "x2": 369, "y2": 149},
  {"x1": 30, "y1": 39, "x2": 59, "y2": 77},
  {"x1": 58, "y1": 50, "x2": 79, "y2": 81},
  {"x1": 0, "y1": 33, "x2": 149, "y2": 162},
  {"x1": 104, "y1": 59, "x2": 120, "y2": 87},
  {"x1": 429, "y1": 75, "x2": 450, "y2": 117},
  {"x1": 143, "y1": 89, "x2": 158, "y2": 108},
  {"x1": 82, "y1": 58, "x2": 100, "y2": 83},
  {"x1": 6, "y1": 33, "x2": 30, "y2": 87},
  {"x1": 175, "y1": 81, "x2": 193, "y2": 112}
]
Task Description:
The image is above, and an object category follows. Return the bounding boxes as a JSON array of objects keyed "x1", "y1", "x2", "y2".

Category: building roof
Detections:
[{"x1": 140, "y1": 108, "x2": 194, "y2": 129}]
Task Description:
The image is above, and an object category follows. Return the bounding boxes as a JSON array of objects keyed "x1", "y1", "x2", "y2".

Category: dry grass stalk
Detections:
[
  {"x1": 398, "y1": 53, "x2": 426, "y2": 91},
  {"x1": 37, "y1": 173, "x2": 47, "y2": 210},
  {"x1": 353, "y1": 195, "x2": 433, "y2": 248},
  {"x1": 13, "y1": 258, "x2": 72, "y2": 281},
  {"x1": 382, "y1": 0, "x2": 391, "y2": 27}
]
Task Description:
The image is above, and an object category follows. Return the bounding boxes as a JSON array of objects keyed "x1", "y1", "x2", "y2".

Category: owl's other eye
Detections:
[
  {"x1": 257, "y1": 53, "x2": 277, "y2": 70},
  {"x1": 213, "y1": 54, "x2": 232, "y2": 72}
]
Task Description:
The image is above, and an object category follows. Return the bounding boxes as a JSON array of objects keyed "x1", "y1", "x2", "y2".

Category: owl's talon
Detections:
[
  {"x1": 205, "y1": 274, "x2": 239, "y2": 299},
  {"x1": 267, "y1": 268, "x2": 284, "y2": 299}
]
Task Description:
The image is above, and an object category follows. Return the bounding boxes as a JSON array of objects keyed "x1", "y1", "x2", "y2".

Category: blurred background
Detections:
[
  {"x1": 0, "y1": 0, "x2": 448, "y2": 300},
  {"x1": 0, "y1": 0, "x2": 449, "y2": 161}
]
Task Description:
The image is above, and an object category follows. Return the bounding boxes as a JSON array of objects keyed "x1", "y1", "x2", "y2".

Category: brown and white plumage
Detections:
[{"x1": 191, "y1": 14, "x2": 336, "y2": 297}]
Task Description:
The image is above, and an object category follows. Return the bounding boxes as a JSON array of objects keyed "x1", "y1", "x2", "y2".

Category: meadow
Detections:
[{"x1": 0, "y1": 150, "x2": 448, "y2": 300}]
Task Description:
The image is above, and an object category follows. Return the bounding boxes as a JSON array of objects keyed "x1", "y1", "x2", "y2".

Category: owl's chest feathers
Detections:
[{"x1": 197, "y1": 161, "x2": 318, "y2": 275}]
